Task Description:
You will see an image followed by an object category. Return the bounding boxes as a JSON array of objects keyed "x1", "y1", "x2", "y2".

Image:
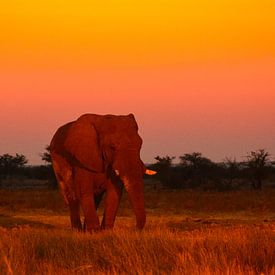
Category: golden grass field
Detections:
[{"x1": 0, "y1": 183, "x2": 274, "y2": 274}]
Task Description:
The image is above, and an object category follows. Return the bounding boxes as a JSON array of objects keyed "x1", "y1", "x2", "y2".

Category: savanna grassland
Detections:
[{"x1": 0, "y1": 182, "x2": 274, "y2": 275}]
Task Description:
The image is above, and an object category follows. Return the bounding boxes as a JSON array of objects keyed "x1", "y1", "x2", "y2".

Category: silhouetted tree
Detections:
[
  {"x1": 222, "y1": 157, "x2": 240, "y2": 185},
  {"x1": 40, "y1": 145, "x2": 52, "y2": 164},
  {"x1": 40, "y1": 145, "x2": 57, "y2": 188},
  {"x1": 39, "y1": 145, "x2": 57, "y2": 188},
  {"x1": 0, "y1": 153, "x2": 28, "y2": 179},
  {"x1": 179, "y1": 152, "x2": 212, "y2": 168},
  {"x1": 154, "y1": 156, "x2": 175, "y2": 167},
  {"x1": 244, "y1": 149, "x2": 271, "y2": 190},
  {"x1": 152, "y1": 156, "x2": 176, "y2": 188},
  {"x1": 179, "y1": 152, "x2": 216, "y2": 187}
]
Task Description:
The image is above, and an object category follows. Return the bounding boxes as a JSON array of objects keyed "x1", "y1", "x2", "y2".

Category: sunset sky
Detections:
[{"x1": 1, "y1": 1, "x2": 275, "y2": 164}]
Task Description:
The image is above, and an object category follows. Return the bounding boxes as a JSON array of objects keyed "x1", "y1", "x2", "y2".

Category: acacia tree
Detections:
[
  {"x1": 179, "y1": 152, "x2": 215, "y2": 187},
  {"x1": 245, "y1": 149, "x2": 271, "y2": 190},
  {"x1": 179, "y1": 152, "x2": 213, "y2": 168},
  {"x1": 0, "y1": 153, "x2": 28, "y2": 179},
  {"x1": 40, "y1": 145, "x2": 57, "y2": 188},
  {"x1": 152, "y1": 156, "x2": 176, "y2": 188},
  {"x1": 40, "y1": 145, "x2": 52, "y2": 165},
  {"x1": 223, "y1": 157, "x2": 240, "y2": 185}
]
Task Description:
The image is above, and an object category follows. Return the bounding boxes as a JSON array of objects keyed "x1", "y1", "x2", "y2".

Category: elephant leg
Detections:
[
  {"x1": 101, "y1": 180, "x2": 123, "y2": 229},
  {"x1": 81, "y1": 195, "x2": 100, "y2": 232},
  {"x1": 68, "y1": 199, "x2": 82, "y2": 231},
  {"x1": 75, "y1": 167, "x2": 100, "y2": 232},
  {"x1": 82, "y1": 193, "x2": 104, "y2": 231},
  {"x1": 51, "y1": 153, "x2": 81, "y2": 229},
  {"x1": 95, "y1": 192, "x2": 105, "y2": 210}
]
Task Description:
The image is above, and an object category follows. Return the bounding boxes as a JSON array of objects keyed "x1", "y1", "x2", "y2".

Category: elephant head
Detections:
[{"x1": 63, "y1": 113, "x2": 153, "y2": 229}]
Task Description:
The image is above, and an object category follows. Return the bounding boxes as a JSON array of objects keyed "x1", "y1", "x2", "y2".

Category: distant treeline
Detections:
[
  {"x1": 148, "y1": 150, "x2": 275, "y2": 190},
  {"x1": 0, "y1": 147, "x2": 56, "y2": 187},
  {"x1": 0, "y1": 148, "x2": 274, "y2": 190}
]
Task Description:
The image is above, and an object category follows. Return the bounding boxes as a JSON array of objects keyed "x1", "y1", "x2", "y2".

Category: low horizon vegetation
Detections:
[{"x1": 1, "y1": 148, "x2": 275, "y2": 191}]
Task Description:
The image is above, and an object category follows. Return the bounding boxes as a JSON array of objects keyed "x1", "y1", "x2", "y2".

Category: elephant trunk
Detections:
[{"x1": 123, "y1": 178, "x2": 146, "y2": 229}]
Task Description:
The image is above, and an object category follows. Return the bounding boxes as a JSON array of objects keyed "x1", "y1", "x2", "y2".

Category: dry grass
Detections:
[{"x1": 0, "y1": 185, "x2": 275, "y2": 274}]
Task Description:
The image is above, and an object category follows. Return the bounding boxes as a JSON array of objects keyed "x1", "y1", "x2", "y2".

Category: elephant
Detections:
[{"x1": 50, "y1": 113, "x2": 156, "y2": 232}]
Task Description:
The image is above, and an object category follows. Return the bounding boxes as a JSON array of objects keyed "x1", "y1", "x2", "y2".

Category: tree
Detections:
[
  {"x1": 154, "y1": 155, "x2": 175, "y2": 168},
  {"x1": 152, "y1": 156, "x2": 176, "y2": 188},
  {"x1": 40, "y1": 145, "x2": 57, "y2": 188},
  {"x1": 179, "y1": 152, "x2": 215, "y2": 187},
  {"x1": 222, "y1": 157, "x2": 240, "y2": 185},
  {"x1": 179, "y1": 152, "x2": 213, "y2": 169},
  {"x1": 0, "y1": 153, "x2": 28, "y2": 179},
  {"x1": 40, "y1": 145, "x2": 52, "y2": 165},
  {"x1": 245, "y1": 149, "x2": 271, "y2": 190}
]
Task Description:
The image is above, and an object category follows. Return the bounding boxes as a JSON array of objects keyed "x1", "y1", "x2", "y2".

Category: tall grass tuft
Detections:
[
  {"x1": 0, "y1": 224, "x2": 274, "y2": 274},
  {"x1": 0, "y1": 187, "x2": 274, "y2": 274}
]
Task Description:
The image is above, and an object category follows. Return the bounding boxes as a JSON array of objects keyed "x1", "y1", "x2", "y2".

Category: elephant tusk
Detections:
[
  {"x1": 145, "y1": 169, "x2": 157, "y2": 176},
  {"x1": 115, "y1": 170, "x2": 120, "y2": 176}
]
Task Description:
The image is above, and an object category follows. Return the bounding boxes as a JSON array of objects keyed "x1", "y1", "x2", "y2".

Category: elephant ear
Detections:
[{"x1": 64, "y1": 116, "x2": 104, "y2": 172}]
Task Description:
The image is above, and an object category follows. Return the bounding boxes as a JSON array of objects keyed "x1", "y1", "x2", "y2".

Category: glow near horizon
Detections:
[{"x1": 0, "y1": 1, "x2": 275, "y2": 164}]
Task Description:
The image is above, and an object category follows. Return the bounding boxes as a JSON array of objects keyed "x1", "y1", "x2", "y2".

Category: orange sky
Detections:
[{"x1": 1, "y1": 1, "x2": 275, "y2": 164}]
